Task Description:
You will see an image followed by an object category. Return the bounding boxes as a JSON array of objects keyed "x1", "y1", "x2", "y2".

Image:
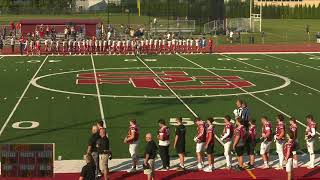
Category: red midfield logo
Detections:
[{"x1": 76, "y1": 71, "x2": 254, "y2": 90}]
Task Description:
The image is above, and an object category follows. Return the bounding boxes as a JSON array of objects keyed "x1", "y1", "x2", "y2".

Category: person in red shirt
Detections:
[
  {"x1": 194, "y1": 118, "x2": 206, "y2": 170},
  {"x1": 203, "y1": 118, "x2": 215, "y2": 172},
  {"x1": 305, "y1": 114, "x2": 316, "y2": 169},
  {"x1": 275, "y1": 114, "x2": 286, "y2": 170},
  {"x1": 260, "y1": 116, "x2": 272, "y2": 169},
  {"x1": 157, "y1": 119, "x2": 170, "y2": 170},
  {"x1": 283, "y1": 132, "x2": 295, "y2": 180},
  {"x1": 220, "y1": 115, "x2": 233, "y2": 169},
  {"x1": 123, "y1": 119, "x2": 140, "y2": 173},
  {"x1": 246, "y1": 118, "x2": 256, "y2": 169},
  {"x1": 289, "y1": 117, "x2": 298, "y2": 168},
  {"x1": 233, "y1": 117, "x2": 246, "y2": 171}
]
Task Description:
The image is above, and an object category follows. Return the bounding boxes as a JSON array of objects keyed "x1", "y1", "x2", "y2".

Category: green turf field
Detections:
[{"x1": 0, "y1": 53, "x2": 319, "y2": 160}]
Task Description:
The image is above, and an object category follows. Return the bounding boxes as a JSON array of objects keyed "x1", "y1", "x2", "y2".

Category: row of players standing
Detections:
[
  {"x1": 21, "y1": 36, "x2": 213, "y2": 55},
  {"x1": 121, "y1": 100, "x2": 317, "y2": 178}
]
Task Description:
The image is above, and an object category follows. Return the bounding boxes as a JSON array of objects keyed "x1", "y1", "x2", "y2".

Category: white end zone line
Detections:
[
  {"x1": 135, "y1": 56, "x2": 225, "y2": 146},
  {"x1": 0, "y1": 56, "x2": 49, "y2": 136},
  {"x1": 217, "y1": 54, "x2": 320, "y2": 136},
  {"x1": 90, "y1": 55, "x2": 106, "y2": 128},
  {"x1": 264, "y1": 54, "x2": 320, "y2": 71}
]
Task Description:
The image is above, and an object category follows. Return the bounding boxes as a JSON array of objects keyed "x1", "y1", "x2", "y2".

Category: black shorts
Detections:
[
  {"x1": 235, "y1": 146, "x2": 244, "y2": 156},
  {"x1": 246, "y1": 140, "x2": 256, "y2": 155},
  {"x1": 176, "y1": 143, "x2": 185, "y2": 154},
  {"x1": 206, "y1": 144, "x2": 214, "y2": 154},
  {"x1": 293, "y1": 140, "x2": 299, "y2": 152}
]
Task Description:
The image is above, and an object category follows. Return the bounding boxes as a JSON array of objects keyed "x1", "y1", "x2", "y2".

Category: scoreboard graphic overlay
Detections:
[{"x1": 0, "y1": 144, "x2": 54, "y2": 177}]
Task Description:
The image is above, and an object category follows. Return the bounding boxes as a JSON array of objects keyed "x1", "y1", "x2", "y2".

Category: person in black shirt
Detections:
[
  {"x1": 96, "y1": 128, "x2": 111, "y2": 180},
  {"x1": 174, "y1": 117, "x2": 186, "y2": 171},
  {"x1": 86, "y1": 125, "x2": 100, "y2": 177},
  {"x1": 79, "y1": 154, "x2": 96, "y2": 180},
  {"x1": 144, "y1": 133, "x2": 157, "y2": 180}
]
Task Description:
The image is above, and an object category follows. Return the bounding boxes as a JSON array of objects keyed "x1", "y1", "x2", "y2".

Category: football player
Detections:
[
  {"x1": 123, "y1": 119, "x2": 140, "y2": 173},
  {"x1": 203, "y1": 118, "x2": 215, "y2": 172},
  {"x1": 275, "y1": 114, "x2": 286, "y2": 170},
  {"x1": 289, "y1": 117, "x2": 298, "y2": 168},
  {"x1": 305, "y1": 114, "x2": 316, "y2": 169},
  {"x1": 194, "y1": 118, "x2": 206, "y2": 170},
  {"x1": 220, "y1": 115, "x2": 233, "y2": 169},
  {"x1": 260, "y1": 116, "x2": 272, "y2": 169},
  {"x1": 233, "y1": 117, "x2": 246, "y2": 171}
]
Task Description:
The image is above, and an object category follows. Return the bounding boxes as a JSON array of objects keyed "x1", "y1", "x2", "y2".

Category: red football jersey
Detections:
[
  {"x1": 290, "y1": 122, "x2": 298, "y2": 140},
  {"x1": 206, "y1": 125, "x2": 214, "y2": 145},
  {"x1": 127, "y1": 124, "x2": 139, "y2": 143},
  {"x1": 262, "y1": 121, "x2": 272, "y2": 141},
  {"x1": 223, "y1": 123, "x2": 234, "y2": 141},
  {"x1": 196, "y1": 121, "x2": 206, "y2": 142},
  {"x1": 283, "y1": 139, "x2": 294, "y2": 158},
  {"x1": 276, "y1": 121, "x2": 285, "y2": 140},
  {"x1": 158, "y1": 126, "x2": 170, "y2": 141}
]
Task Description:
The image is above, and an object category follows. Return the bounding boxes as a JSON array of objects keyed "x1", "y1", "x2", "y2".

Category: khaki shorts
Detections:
[
  {"x1": 143, "y1": 159, "x2": 155, "y2": 175},
  {"x1": 99, "y1": 154, "x2": 109, "y2": 171}
]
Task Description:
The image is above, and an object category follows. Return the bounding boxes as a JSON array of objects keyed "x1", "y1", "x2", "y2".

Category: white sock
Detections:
[
  {"x1": 293, "y1": 159, "x2": 298, "y2": 168},
  {"x1": 180, "y1": 164, "x2": 184, "y2": 168},
  {"x1": 278, "y1": 153, "x2": 284, "y2": 166},
  {"x1": 264, "y1": 161, "x2": 268, "y2": 166},
  {"x1": 226, "y1": 155, "x2": 231, "y2": 167},
  {"x1": 310, "y1": 154, "x2": 315, "y2": 167}
]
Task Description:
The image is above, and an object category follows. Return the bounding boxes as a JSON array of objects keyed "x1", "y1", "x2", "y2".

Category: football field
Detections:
[{"x1": 0, "y1": 52, "x2": 319, "y2": 160}]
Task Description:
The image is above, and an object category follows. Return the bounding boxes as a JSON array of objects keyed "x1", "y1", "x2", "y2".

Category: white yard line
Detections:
[
  {"x1": 303, "y1": 53, "x2": 320, "y2": 58},
  {"x1": 0, "y1": 56, "x2": 49, "y2": 136},
  {"x1": 90, "y1": 55, "x2": 106, "y2": 127},
  {"x1": 136, "y1": 56, "x2": 225, "y2": 145},
  {"x1": 264, "y1": 54, "x2": 320, "y2": 71},
  {"x1": 217, "y1": 54, "x2": 320, "y2": 135}
]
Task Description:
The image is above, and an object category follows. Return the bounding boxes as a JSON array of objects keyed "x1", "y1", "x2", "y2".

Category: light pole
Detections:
[
  {"x1": 125, "y1": 9, "x2": 130, "y2": 25},
  {"x1": 107, "y1": 0, "x2": 110, "y2": 24}
]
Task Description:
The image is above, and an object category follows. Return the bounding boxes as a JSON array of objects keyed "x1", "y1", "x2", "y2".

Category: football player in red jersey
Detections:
[
  {"x1": 157, "y1": 119, "x2": 170, "y2": 170},
  {"x1": 123, "y1": 119, "x2": 140, "y2": 173},
  {"x1": 283, "y1": 132, "x2": 295, "y2": 180},
  {"x1": 260, "y1": 116, "x2": 272, "y2": 169},
  {"x1": 305, "y1": 114, "x2": 316, "y2": 169},
  {"x1": 203, "y1": 118, "x2": 215, "y2": 172},
  {"x1": 275, "y1": 114, "x2": 286, "y2": 170},
  {"x1": 194, "y1": 118, "x2": 206, "y2": 170},
  {"x1": 220, "y1": 115, "x2": 233, "y2": 169},
  {"x1": 246, "y1": 118, "x2": 257, "y2": 169},
  {"x1": 233, "y1": 117, "x2": 246, "y2": 171},
  {"x1": 289, "y1": 117, "x2": 298, "y2": 168}
]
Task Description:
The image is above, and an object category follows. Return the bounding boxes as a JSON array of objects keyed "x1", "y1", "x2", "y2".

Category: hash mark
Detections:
[
  {"x1": 279, "y1": 93, "x2": 284, "y2": 96},
  {"x1": 264, "y1": 93, "x2": 269, "y2": 96},
  {"x1": 293, "y1": 93, "x2": 298, "y2": 96},
  {"x1": 308, "y1": 93, "x2": 313, "y2": 95}
]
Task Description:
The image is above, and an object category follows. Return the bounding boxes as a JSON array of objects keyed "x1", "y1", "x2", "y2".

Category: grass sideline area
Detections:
[{"x1": 0, "y1": 53, "x2": 319, "y2": 160}]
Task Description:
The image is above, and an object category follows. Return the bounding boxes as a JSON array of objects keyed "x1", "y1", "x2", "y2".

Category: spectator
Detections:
[
  {"x1": 157, "y1": 119, "x2": 170, "y2": 170},
  {"x1": 10, "y1": 36, "x2": 15, "y2": 53},
  {"x1": 173, "y1": 117, "x2": 186, "y2": 171},
  {"x1": 0, "y1": 36, "x2": 3, "y2": 54},
  {"x1": 86, "y1": 125, "x2": 101, "y2": 177},
  {"x1": 79, "y1": 154, "x2": 96, "y2": 180},
  {"x1": 19, "y1": 36, "x2": 24, "y2": 55},
  {"x1": 96, "y1": 128, "x2": 111, "y2": 180},
  {"x1": 144, "y1": 133, "x2": 157, "y2": 180}
]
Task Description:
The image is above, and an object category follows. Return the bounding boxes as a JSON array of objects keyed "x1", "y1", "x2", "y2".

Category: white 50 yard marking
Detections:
[{"x1": 30, "y1": 67, "x2": 290, "y2": 99}]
